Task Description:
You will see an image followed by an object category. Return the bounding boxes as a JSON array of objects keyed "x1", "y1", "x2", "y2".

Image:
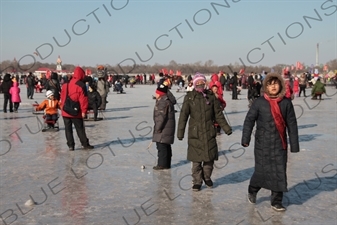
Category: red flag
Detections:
[
  {"x1": 286, "y1": 67, "x2": 289, "y2": 72},
  {"x1": 239, "y1": 68, "x2": 245, "y2": 74},
  {"x1": 161, "y1": 68, "x2": 168, "y2": 75},
  {"x1": 169, "y1": 69, "x2": 174, "y2": 75},
  {"x1": 291, "y1": 65, "x2": 294, "y2": 71},
  {"x1": 176, "y1": 70, "x2": 181, "y2": 76},
  {"x1": 296, "y1": 61, "x2": 303, "y2": 70},
  {"x1": 46, "y1": 70, "x2": 51, "y2": 79}
]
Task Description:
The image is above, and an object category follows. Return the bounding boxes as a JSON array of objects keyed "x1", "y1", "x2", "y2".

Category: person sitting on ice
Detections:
[
  {"x1": 115, "y1": 79, "x2": 124, "y2": 93},
  {"x1": 35, "y1": 90, "x2": 60, "y2": 129}
]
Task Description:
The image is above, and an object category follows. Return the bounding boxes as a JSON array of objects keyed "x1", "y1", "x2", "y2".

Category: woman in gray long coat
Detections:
[
  {"x1": 177, "y1": 73, "x2": 232, "y2": 191},
  {"x1": 152, "y1": 81, "x2": 176, "y2": 170},
  {"x1": 97, "y1": 77, "x2": 109, "y2": 110},
  {"x1": 241, "y1": 73, "x2": 299, "y2": 212}
]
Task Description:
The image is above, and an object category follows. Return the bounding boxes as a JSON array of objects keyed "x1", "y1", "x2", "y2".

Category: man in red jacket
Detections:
[{"x1": 60, "y1": 66, "x2": 94, "y2": 150}]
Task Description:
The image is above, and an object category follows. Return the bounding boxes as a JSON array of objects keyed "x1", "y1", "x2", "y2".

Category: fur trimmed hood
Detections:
[{"x1": 262, "y1": 73, "x2": 286, "y2": 98}]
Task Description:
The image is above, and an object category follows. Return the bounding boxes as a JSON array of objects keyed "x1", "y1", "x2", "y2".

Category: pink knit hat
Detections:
[{"x1": 193, "y1": 73, "x2": 206, "y2": 88}]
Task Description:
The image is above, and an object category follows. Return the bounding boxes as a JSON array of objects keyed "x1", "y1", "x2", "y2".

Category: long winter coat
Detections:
[
  {"x1": 177, "y1": 89, "x2": 232, "y2": 162},
  {"x1": 152, "y1": 95, "x2": 175, "y2": 144},
  {"x1": 241, "y1": 73, "x2": 299, "y2": 192},
  {"x1": 311, "y1": 80, "x2": 326, "y2": 96},
  {"x1": 97, "y1": 79, "x2": 109, "y2": 98},
  {"x1": 60, "y1": 67, "x2": 88, "y2": 118},
  {"x1": 9, "y1": 82, "x2": 21, "y2": 103}
]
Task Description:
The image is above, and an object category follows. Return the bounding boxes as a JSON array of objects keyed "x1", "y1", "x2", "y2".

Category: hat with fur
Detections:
[{"x1": 262, "y1": 73, "x2": 286, "y2": 98}]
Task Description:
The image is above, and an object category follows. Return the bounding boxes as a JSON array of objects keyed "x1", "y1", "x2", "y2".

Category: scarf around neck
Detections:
[{"x1": 264, "y1": 93, "x2": 287, "y2": 150}]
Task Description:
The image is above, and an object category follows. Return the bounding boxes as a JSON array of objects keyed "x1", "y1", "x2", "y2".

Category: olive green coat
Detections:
[
  {"x1": 311, "y1": 80, "x2": 326, "y2": 96},
  {"x1": 177, "y1": 90, "x2": 232, "y2": 162}
]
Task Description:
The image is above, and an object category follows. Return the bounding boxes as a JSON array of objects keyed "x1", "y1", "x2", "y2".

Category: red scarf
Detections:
[{"x1": 264, "y1": 93, "x2": 287, "y2": 150}]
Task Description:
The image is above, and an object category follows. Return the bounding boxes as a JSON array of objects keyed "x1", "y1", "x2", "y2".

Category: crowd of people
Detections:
[
  {"x1": 1, "y1": 67, "x2": 337, "y2": 212},
  {"x1": 151, "y1": 70, "x2": 305, "y2": 212}
]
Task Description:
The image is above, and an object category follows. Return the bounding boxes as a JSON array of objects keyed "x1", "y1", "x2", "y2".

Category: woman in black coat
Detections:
[
  {"x1": 230, "y1": 72, "x2": 239, "y2": 99},
  {"x1": 241, "y1": 73, "x2": 299, "y2": 212}
]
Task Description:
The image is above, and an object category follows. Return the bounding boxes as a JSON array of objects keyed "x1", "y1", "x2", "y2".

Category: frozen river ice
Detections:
[{"x1": 0, "y1": 84, "x2": 336, "y2": 225}]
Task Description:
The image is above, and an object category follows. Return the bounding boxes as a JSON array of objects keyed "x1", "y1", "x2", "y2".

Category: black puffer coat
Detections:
[
  {"x1": 0, "y1": 74, "x2": 13, "y2": 94},
  {"x1": 88, "y1": 90, "x2": 102, "y2": 108},
  {"x1": 241, "y1": 73, "x2": 299, "y2": 192},
  {"x1": 152, "y1": 95, "x2": 175, "y2": 144},
  {"x1": 177, "y1": 90, "x2": 232, "y2": 162}
]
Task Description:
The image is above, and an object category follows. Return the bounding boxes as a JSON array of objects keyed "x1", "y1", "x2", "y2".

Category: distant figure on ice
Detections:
[
  {"x1": 229, "y1": 72, "x2": 239, "y2": 99},
  {"x1": 298, "y1": 73, "x2": 308, "y2": 97},
  {"x1": 9, "y1": 77, "x2": 21, "y2": 113},
  {"x1": 114, "y1": 79, "x2": 124, "y2": 94},
  {"x1": 45, "y1": 72, "x2": 61, "y2": 100},
  {"x1": 311, "y1": 77, "x2": 326, "y2": 100},
  {"x1": 241, "y1": 73, "x2": 299, "y2": 212},
  {"x1": 1, "y1": 73, "x2": 13, "y2": 113}
]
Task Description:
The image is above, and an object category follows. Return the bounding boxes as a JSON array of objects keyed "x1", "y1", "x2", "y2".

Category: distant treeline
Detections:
[{"x1": 1, "y1": 59, "x2": 336, "y2": 75}]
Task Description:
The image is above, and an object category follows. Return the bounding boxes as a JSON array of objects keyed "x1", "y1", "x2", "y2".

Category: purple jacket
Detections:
[{"x1": 9, "y1": 82, "x2": 21, "y2": 103}]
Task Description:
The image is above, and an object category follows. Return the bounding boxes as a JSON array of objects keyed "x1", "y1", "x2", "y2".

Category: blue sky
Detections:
[{"x1": 1, "y1": 0, "x2": 336, "y2": 68}]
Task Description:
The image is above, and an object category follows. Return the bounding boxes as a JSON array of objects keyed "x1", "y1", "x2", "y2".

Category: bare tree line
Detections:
[{"x1": 1, "y1": 59, "x2": 336, "y2": 75}]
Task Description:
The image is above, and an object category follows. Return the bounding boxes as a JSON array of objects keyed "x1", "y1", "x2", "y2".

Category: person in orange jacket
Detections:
[{"x1": 35, "y1": 90, "x2": 60, "y2": 129}]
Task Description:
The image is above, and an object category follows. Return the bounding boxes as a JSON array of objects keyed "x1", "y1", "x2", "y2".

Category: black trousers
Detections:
[
  {"x1": 248, "y1": 185, "x2": 283, "y2": 206},
  {"x1": 3, "y1": 93, "x2": 13, "y2": 112},
  {"x1": 299, "y1": 85, "x2": 306, "y2": 97},
  {"x1": 232, "y1": 87, "x2": 238, "y2": 99},
  {"x1": 156, "y1": 142, "x2": 172, "y2": 168},
  {"x1": 27, "y1": 86, "x2": 34, "y2": 98},
  {"x1": 13, "y1": 102, "x2": 20, "y2": 111},
  {"x1": 63, "y1": 117, "x2": 90, "y2": 148}
]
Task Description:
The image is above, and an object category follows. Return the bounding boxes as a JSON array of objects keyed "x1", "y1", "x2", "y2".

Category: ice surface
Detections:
[{"x1": 0, "y1": 84, "x2": 336, "y2": 225}]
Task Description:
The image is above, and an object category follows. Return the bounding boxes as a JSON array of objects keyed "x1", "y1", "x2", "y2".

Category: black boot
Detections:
[{"x1": 271, "y1": 191, "x2": 286, "y2": 211}]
